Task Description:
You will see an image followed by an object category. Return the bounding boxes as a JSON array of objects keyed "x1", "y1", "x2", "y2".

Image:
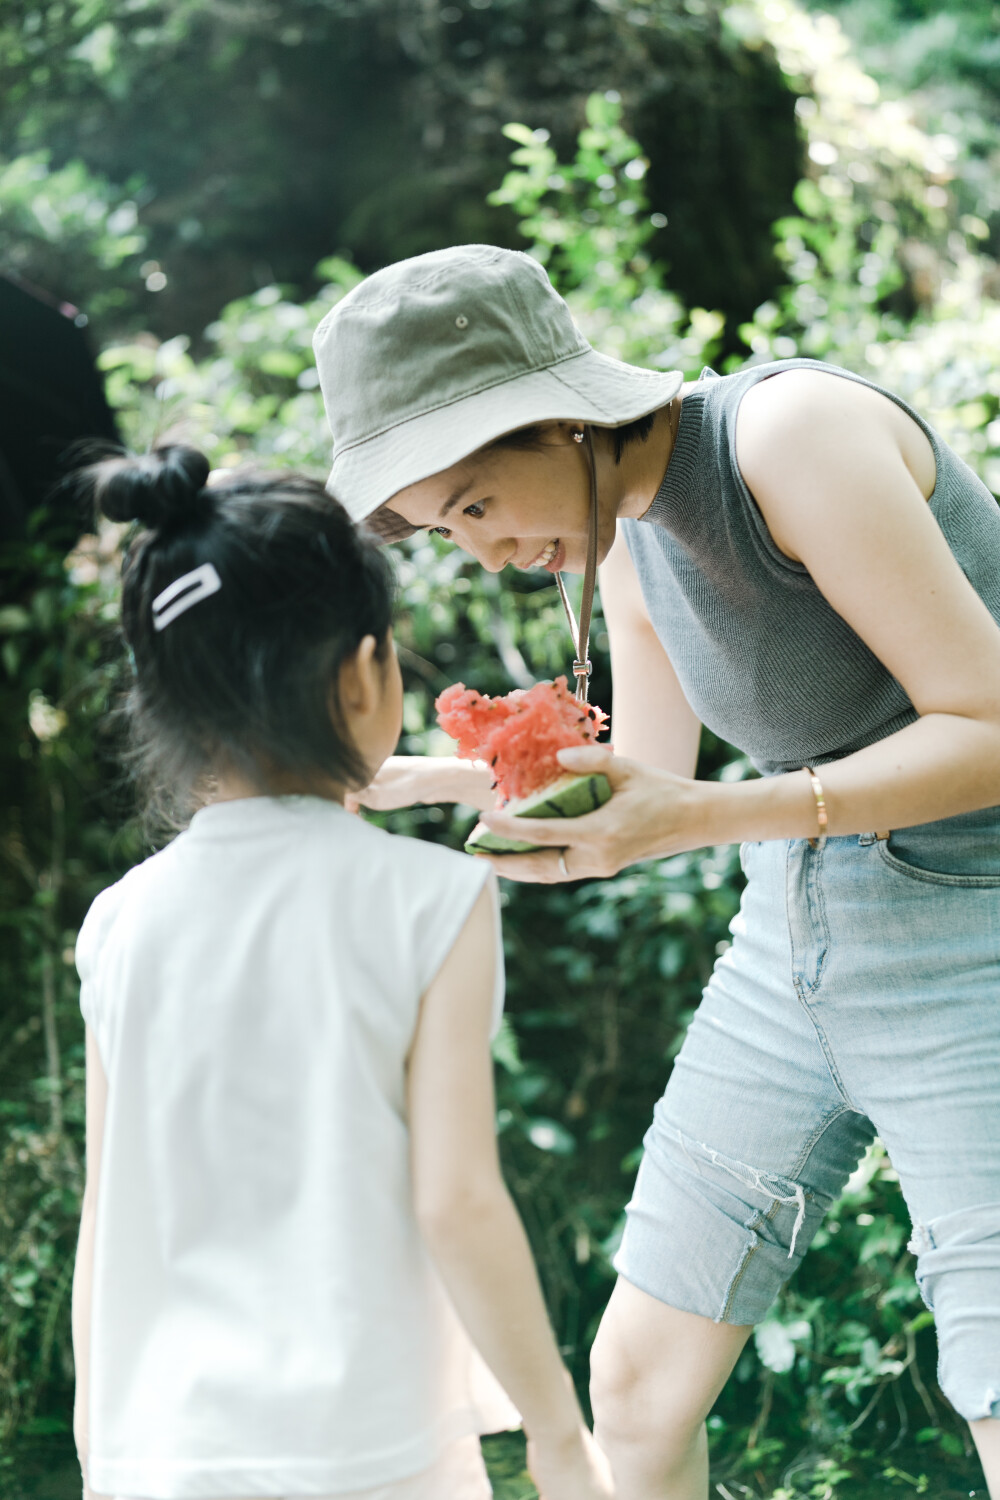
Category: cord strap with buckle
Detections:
[{"x1": 555, "y1": 425, "x2": 601, "y2": 704}]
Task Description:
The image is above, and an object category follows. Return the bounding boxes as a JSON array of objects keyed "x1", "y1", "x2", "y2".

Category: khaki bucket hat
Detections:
[{"x1": 312, "y1": 243, "x2": 683, "y2": 525}]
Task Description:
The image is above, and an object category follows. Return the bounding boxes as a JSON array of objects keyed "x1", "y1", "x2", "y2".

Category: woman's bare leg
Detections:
[
  {"x1": 971, "y1": 1417, "x2": 1000, "y2": 1500},
  {"x1": 590, "y1": 1277, "x2": 752, "y2": 1500}
]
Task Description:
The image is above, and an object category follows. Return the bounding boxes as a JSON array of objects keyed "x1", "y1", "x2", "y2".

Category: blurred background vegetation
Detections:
[{"x1": 2, "y1": 1, "x2": 1000, "y2": 1496}]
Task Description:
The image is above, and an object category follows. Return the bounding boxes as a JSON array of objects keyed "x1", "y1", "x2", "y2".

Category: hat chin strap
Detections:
[{"x1": 555, "y1": 424, "x2": 600, "y2": 704}]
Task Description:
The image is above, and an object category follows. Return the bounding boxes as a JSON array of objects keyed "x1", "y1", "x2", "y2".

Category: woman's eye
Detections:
[{"x1": 431, "y1": 498, "x2": 485, "y2": 539}]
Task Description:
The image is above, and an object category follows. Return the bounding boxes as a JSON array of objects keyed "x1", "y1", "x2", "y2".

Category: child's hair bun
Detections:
[{"x1": 90, "y1": 445, "x2": 211, "y2": 530}]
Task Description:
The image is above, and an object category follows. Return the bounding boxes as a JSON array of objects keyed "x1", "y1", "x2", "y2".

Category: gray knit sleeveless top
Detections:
[{"x1": 622, "y1": 358, "x2": 1000, "y2": 776}]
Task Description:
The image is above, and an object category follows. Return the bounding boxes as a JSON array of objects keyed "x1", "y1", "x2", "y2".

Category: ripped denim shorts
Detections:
[{"x1": 614, "y1": 809, "x2": 1000, "y2": 1423}]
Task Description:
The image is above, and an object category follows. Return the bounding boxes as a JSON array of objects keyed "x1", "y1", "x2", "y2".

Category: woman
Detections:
[{"x1": 312, "y1": 243, "x2": 1000, "y2": 1500}]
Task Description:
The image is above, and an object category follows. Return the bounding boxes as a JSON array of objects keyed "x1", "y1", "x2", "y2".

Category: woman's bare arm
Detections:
[
  {"x1": 599, "y1": 527, "x2": 702, "y2": 778},
  {"x1": 724, "y1": 368, "x2": 1000, "y2": 839}
]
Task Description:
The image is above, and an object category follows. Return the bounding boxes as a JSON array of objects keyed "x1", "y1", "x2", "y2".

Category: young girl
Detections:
[{"x1": 70, "y1": 446, "x2": 612, "y2": 1500}]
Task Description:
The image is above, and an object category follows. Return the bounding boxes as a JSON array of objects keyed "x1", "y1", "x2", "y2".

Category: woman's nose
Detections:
[{"x1": 470, "y1": 536, "x2": 514, "y2": 573}]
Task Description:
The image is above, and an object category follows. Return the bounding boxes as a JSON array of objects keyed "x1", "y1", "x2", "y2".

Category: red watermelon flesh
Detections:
[{"x1": 436, "y1": 676, "x2": 608, "y2": 804}]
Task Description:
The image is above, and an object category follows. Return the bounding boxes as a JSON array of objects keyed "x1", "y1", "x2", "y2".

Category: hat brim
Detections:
[{"x1": 326, "y1": 347, "x2": 683, "y2": 523}]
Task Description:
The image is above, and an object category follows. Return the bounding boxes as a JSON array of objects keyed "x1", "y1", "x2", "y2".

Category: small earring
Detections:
[{"x1": 572, "y1": 428, "x2": 585, "y2": 443}]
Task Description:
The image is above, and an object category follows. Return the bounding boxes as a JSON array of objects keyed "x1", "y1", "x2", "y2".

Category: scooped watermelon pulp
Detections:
[{"x1": 435, "y1": 676, "x2": 611, "y2": 855}]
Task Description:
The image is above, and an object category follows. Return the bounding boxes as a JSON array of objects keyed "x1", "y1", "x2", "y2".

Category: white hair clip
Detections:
[{"x1": 151, "y1": 562, "x2": 223, "y2": 631}]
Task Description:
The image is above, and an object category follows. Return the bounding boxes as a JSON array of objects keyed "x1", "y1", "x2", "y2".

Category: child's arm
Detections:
[
  {"x1": 346, "y1": 756, "x2": 495, "y2": 815},
  {"x1": 407, "y1": 881, "x2": 612, "y2": 1500},
  {"x1": 72, "y1": 1026, "x2": 110, "y2": 1500}
]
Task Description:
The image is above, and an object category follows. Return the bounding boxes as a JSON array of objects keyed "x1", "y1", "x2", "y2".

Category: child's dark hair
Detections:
[{"x1": 75, "y1": 445, "x2": 395, "y2": 828}]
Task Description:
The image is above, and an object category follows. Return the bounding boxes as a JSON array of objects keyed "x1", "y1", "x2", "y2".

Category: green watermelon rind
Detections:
[{"x1": 464, "y1": 772, "x2": 612, "y2": 856}]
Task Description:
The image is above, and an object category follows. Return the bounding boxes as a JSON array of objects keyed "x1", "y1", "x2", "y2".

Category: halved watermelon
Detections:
[{"x1": 435, "y1": 677, "x2": 611, "y2": 856}]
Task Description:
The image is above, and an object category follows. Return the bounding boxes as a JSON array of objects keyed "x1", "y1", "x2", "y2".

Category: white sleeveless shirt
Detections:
[{"x1": 77, "y1": 796, "x2": 517, "y2": 1500}]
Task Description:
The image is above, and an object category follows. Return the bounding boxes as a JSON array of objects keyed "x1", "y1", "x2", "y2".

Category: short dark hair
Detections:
[
  {"x1": 73, "y1": 445, "x2": 395, "y2": 829},
  {"x1": 364, "y1": 412, "x2": 659, "y2": 544}
]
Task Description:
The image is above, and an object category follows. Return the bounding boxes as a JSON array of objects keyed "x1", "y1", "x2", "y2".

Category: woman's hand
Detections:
[
  {"x1": 346, "y1": 755, "x2": 495, "y2": 815},
  {"x1": 475, "y1": 745, "x2": 701, "y2": 882},
  {"x1": 527, "y1": 1425, "x2": 614, "y2": 1500}
]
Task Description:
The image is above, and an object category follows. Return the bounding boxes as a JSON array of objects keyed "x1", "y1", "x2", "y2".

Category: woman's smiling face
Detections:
[{"x1": 386, "y1": 422, "x2": 620, "y2": 576}]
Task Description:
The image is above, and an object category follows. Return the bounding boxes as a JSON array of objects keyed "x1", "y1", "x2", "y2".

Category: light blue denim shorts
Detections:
[{"x1": 614, "y1": 810, "x2": 1000, "y2": 1422}]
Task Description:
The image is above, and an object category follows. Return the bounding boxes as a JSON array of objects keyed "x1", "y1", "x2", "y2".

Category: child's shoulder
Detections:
[
  {"x1": 358, "y1": 816, "x2": 490, "y2": 893},
  {"x1": 75, "y1": 846, "x2": 169, "y2": 982},
  {"x1": 346, "y1": 819, "x2": 495, "y2": 956},
  {"x1": 374, "y1": 831, "x2": 496, "y2": 995}
]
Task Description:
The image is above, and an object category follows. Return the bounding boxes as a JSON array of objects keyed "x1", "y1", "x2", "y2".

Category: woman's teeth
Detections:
[{"x1": 535, "y1": 539, "x2": 558, "y2": 567}]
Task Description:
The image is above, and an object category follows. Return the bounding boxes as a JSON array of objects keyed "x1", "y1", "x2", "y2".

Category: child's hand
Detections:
[
  {"x1": 346, "y1": 756, "x2": 494, "y2": 814},
  {"x1": 527, "y1": 1425, "x2": 614, "y2": 1500}
]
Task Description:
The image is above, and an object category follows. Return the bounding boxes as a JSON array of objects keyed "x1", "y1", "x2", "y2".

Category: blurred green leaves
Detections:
[
  {"x1": 489, "y1": 92, "x2": 659, "y2": 306},
  {"x1": 0, "y1": 153, "x2": 147, "y2": 322}
]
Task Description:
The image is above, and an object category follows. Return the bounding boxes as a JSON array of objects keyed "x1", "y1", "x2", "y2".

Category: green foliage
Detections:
[
  {"x1": 491, "y1": 842, "x2": 746, "y2": 1397},
  {"x1": 94, "y1": 260, "x2": 360, "y2": 472},
  {"x1": 704, "y1": 1145, "x2": 971, "y2": 1496},
  {"x1": 488, "y1": 91, "x2": 726, "y2": 374},
  {"x1": 731, "y1": 0, "x2": 952, "y2": 358},
  {"x1": 0, "y1": 0, "x2": 802, "y2": 341},
  {"x1": 801, "y1": 0, "x2": 1000, "y2": 233},
  {"x1": 733, "y1": 0, "x2": 1000, "y2": 491},
  {"x1": 0, "y1": 153, "x2": 147, "y2": 325},
  {"x1": 489, "y1": 93, "x2": 659, "y2": 304},
  {"x1": 0, "y1": 523, "x2": 139, "y2": 1441}
]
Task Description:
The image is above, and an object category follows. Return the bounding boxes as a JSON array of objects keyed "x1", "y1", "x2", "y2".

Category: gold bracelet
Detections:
[{"x1": 804, "y1": 766, "x2": 828, "y2": 851}]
